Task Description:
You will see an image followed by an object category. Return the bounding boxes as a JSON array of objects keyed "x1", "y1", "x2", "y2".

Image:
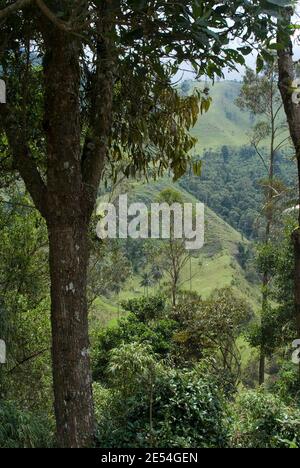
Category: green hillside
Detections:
[
  {"x1": 187, "y1": 80, "x2": 253, "y2": 150},
  {"x1": 93, "y1": 178, "x2": 262, "y2": 328},
  {"x1": 130, "y1": 180, "x2": 261, "y2": 306}
]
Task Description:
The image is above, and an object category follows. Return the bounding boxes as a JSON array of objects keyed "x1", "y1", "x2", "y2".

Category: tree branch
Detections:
[
  {"x1": 82, "y1": 2, "x2": 116, "y2": 215},
  {"x1": 35, "y1": 0, "x2": 89, "y2": 35},
  {"x1": 9, "y1": 348, "x2": 49, "y2": 374},
  {"x1": 35, "y1": 0, "x2": 74, "y2": 32},
  {"x1": 12, "y1": 144, "x2": 47, "y2": 217},
  {"x1": 277, "y1": 9, "x2": 300, "y2": 155},
  {"x1": 0, "y1": 0, "x2": 32, "y2": 20}
]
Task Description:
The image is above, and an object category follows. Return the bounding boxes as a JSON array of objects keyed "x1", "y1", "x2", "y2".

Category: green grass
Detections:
[{"x1": 187, "y1": 80, "x2": 252, "y2": 150}]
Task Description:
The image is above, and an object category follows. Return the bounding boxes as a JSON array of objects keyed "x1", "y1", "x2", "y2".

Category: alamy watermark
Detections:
[
  {"x1": 96, "y1": 194, "x2": 204, "y2": 251},
  {"x1": 292, "y1": 339, "x2": 300, "y2": 365},
  {"x1": 292, "y1": 79, "x2": 300, "y2": 105},
  {"x1": 0, "y1": 340, "x2": 6, "y2": 364},
  {"x1": 0, "y1": 79, "x2": 6, "y2": 104}
]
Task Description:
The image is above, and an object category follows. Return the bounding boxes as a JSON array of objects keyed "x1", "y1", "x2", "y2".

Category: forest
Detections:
[{"x1": 1, "y1": 0, "x2": 300, "y2": 452}]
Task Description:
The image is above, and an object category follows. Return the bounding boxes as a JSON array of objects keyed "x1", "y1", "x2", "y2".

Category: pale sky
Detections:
[{"x1": 176, "y1": 11, "x2": 300, "y2": 83}]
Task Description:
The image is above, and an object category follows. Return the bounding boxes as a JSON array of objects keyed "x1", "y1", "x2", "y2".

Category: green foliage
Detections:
[
  {"x1": 237, "y1": 242, "x2": 254, "y2": 270},
  {"x1": 269, "y1": 362, "x2": 300, "y2": 406},
  {"x1": 272, "y1": 220, "x2": 296, "y2": 325},
  {"x1": 247, "y1": 219, "x2": 298, "y2": 360},
  {"x1": 92, "y1": 311, "x2": 179, "y2": 381},
  {"x1": 88, "y1": 237, "x2": 132, "y2": 301},
  {"x1": 93, "y1": 289, "x2": 253, "y2": 395},
  {"x1": 172, "y1": 289, "x2": 253, "y2": 389},
  {"x1": 108, "y1": 342, "x2": 157, "y2": 398},
  {"x1": 230, "y1": 390, "x2": 300, "y2": 448},
  {"x1": 122, "y1": 296, "x2": 166, "y2": 322},
  {"x1": 96, "y1": 363, "x2": 229, "y2": 448},
  {"x1": 180, "y1": 145, "x2": 295, "y2": 239},
  {"x1": 156, "y1": 188, "x2": 184, "y2": 205},
  {"x1": 256, "y1": 242, "x2": 279, "y2": 277},
  {"x1": 0, "y1": 401, "x2": 53, "y2": 448},
  {"x1": 0, "y1": 191, "x2": 52, "y2": 409},
  {"x1": 246, "y1": 306, "x2": 282, "y2": 356}
]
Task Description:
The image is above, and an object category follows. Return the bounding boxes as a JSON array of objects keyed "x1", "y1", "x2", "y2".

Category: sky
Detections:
[{"x1": 176, "y1": 11, "x2": 300, "y2": 83}]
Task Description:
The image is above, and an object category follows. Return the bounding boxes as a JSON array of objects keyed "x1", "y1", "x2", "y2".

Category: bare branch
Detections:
[
  {"x1": 0, "y1": 0, "x2": 32, "y2": 20},
  {"x1": 82, "y1": 3, "x2": 116, "y2": 214},
  {"x1": 9, "y1": 348, "x2": 49, "y2": 374},
  {"x1": 35, "y1": 0, "x2": 73, "y2": 32}
]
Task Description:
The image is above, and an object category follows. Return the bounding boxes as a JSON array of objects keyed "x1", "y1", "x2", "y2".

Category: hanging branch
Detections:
[{"x1": 0, "y1": 0, "x2": 32, "y2": 20}]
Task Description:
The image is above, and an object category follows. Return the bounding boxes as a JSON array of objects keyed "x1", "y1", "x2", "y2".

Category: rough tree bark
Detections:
[
  {"x1": 41, "y1": 27, "x2": 94, "y2": 447},
  {"x1": 43, "y1": 7, "x2": 114, "y2": 445},
  {"x1": 277, "y1": 10, "x2": 300, "y2": 343}
]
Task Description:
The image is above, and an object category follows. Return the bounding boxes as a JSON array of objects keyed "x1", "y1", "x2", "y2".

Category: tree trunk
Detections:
[
  {"x1": 277, "y1": 10, "x2": 300, "y2": 343},
  {"x1": 172, "y1": 283, "x2": 177, "y2": 307},
  {"x1": 259, "y1": 349, "x2": 265, "y2": 386},
  {"x1": 41, "y1": 28, "x2": 96, "y2": 446},
  {"x1": 259, "y1": 275, "x2": 268, "y2": 386},
  {"x1": 48, "y1": 221, "x2": 94, "y2": 448},
  {"x1": 292, "y1": 226, "x2": 300, "y2": 338}
]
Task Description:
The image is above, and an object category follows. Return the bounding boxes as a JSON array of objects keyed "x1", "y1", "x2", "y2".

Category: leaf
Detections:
[
  {"x1": 193, "y1": 161, "x2": 202, "y2": 177},
  {"x1": 238, "y1": 46, "x2": 253, "y2": 56},
  {"x1": 256, "y1": 55, "x2": 264, "y2": 74}
]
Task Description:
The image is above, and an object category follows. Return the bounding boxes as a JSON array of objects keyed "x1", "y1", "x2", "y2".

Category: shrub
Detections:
[
  {"x1": 92, "y1": 315, "x2": 178, "y2": 381},
  {"x1": 121, "y1": 296, "x2": 166, "y2": 323},
  {"x1": 268, "y1": 362, "x2": 300, "y2": 407},
  {"x1": 0, "y1": 401, "x2": 53, "y2": 448},
  {"x1": 96, "y1": 366, "x2": 229, "y2": 448},
  {"x1": 230, "y1": 390, "x2": 300, "y2": 448}
]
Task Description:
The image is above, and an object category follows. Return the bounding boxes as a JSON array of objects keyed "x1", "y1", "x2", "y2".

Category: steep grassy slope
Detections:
[
  {"x1": 127, "y1": 179, "x2": 261, "y2": 309},
  {"x1": 92, "y1": 178, "x2": 261, "y2": 328},
  {"x1": 188, "y1": 80, "x2": 253, "y2": 150}
]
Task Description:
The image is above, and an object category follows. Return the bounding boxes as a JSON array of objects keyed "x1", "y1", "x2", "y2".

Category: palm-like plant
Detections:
[
  {"x1": 140, "y1": 273, "x2": 153, "y2": 297},
  {"x1": 151, "y1": 265, "x2": 163, "y2": 289}
]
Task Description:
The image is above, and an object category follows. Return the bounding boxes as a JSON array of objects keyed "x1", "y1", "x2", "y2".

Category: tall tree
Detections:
[
  {"x1": 237, "y1": 65, "x2": 289, "y2": 384},
  {"x1": 277, "y1": 7, "x2": 300, "y2": 367},
  {"x1": 0, "y1": 0, "x2": 290, "y2": 447}
]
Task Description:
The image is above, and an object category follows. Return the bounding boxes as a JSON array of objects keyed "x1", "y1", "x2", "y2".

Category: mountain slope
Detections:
[
  {"x1": 187, "y1": 80, "x2": 252, "y2": 150},
  {"x1": 128, "y1": 179, "x2": 261, "y2": 309}
]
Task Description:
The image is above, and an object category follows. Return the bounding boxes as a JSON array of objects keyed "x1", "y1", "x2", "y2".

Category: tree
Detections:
[
  {"x1": 88, "y1": 239, "x2": 132, "y2": 306},
  {"x1": 0, "y1": 0, "x2": 289, "y2": 447},
  {"x1": 277, "y1": 7, "x2": 300, "y2": 373},
  {"x1": 155, "y1": 188, "x2": 191, "y2": 306},
  {"x1": 140, "y1": 272, "x2": 153, "y2": 297},
  {"x1": 237, "y1": 65, "x2": 289, "y2": 384},
  {"x1": 221, "y1": 145, "x2": 230, "y2": 164},
  {"x1": 151, "y1": 265, "x2": 163, "y2": 290},
  {"x1": 173, "y1": 289, "x2": 253, "y2": 390}
]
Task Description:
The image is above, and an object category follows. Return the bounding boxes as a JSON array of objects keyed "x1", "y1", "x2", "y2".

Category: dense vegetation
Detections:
[{"x1": 180, "y1": 146, "x2": 295, "y2": 239}]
